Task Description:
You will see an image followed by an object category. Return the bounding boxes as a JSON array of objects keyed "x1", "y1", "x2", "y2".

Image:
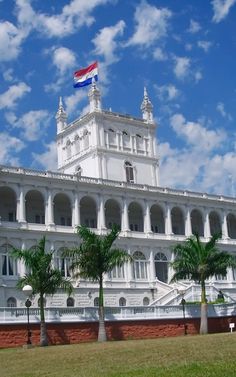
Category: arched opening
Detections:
[
  {"x1": 7, "y1": 297, "x2": 17, "y2": 307},
  {"x1": 171, "y1": 207, "x2": 185, "y2": 235},
  {"x1": 0, "y1": 244, "x2": 17, "y2": 276},
  {"x1": 136, "y1": 134, "x2": 143, "y2": 152},
  {"x1": 54, "y1": 193, "x2": 71, "y2": 226},
  {"x1": 123, "y1": 131, "x2": 130, "y2": 150},
  {"x1": 80, "y1": 196, "x2": 97, "y2": 228},
  {"x1": 128, "y1": 202, "x2": 143, "y2": 232},
  {"x1": 150, "y1": 204, "x2": 165, "y2": 233},
  {"x1": 67, "y1": 297, "x2": 75, "y2": 307},
  {"x1": 143, "y1": 297, "x2": 150, "y2": 306},
  {"x1": 105, "y1": 199, "x2": 121, "y2": 229},
  {"x1": 108, "y1": 128, "x2": 116, "y2": 146},
  {"x1": 94, "y1": 297, "x2": 99, "y2": 307},
  {"x1": 133, "y1": 251, "x2": 148, "y2": 280},
  {"x1": 74, "y1": 134, "x2": 80, "y2": 154},
  {"x1": 191, "y1": 209, "x2": 204, "y2": 236},
  {"x1": 83, "y1": 130, "x2": 89, "y2": 150},
  {"x1": 125, "y1": 161, "x2": 134, "y2": 183},
  {"x1": 209, "y1": 211, "x2": 221, "y2": 236},
  {"x1": 66, "y1": 139, "x2": 72, "y2": 159},
  {"x1": 227, "y1": 213, "x2": 236, "y2": 239},
  {"x1": 55, "y1": 247, "x2": 72, "y2": 277},
  {"x1": 155, "y1": 252, "x2": 168, "y2": 283},
  {"x1": 0, "y1": 186, "x2": 16, "y2": 222},
  {"x1": 25, "y1": 190, "x2": 45, "y2": 224},
  {"x1": 119, "y1": 297, "x2": 126, "y2": 306}
]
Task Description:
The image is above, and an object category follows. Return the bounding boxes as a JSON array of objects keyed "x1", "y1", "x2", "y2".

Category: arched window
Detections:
[
  {"x1": 54, "y1": 193, "x2": 72, "y2": 226},
  {"x1": 123, "y1": 131, "x2": 130, "y2": 149},
  {"x1": 67, "y1": 297, "x2": 75, "y2": 307},
  {"x1": 191, "y1": 209, "x2": 204, "y2": 237},
  {"x1": 0, "y1": 187, "x2": 16, "y2": 222},
  {"x1": 143, "y1": 297, "x2": 150, "y2": 306},
  {"x1": 0, "y1": 244, "x2": 17, "y2": 276},
  {"x1": 119, "y1": 297, "x2": 126, "y2": 306},
  {"x1": 74, "y1": 134, "x2": 80, "y2": 154},
  {"x1": 227, "y1": 214, "x2": 236, "y2": 239},
  {"x1": 133, "y1": 251, "x2": 148, "y2": 280},
  {"x1": 7, "y1": 297, "x2": 17, "y2": 307},
  {"x1": 105, "y1": 199, "x2": 121, "y2": 229},
  {"x1": 171, "y1": 207, "x2": 185, "y2": 235},
  {"x1": 25, "y1": 190, "x2": 45, "y2": 224},
  {"x1": 55, "y1": 247, "x2": 72, "y2": 278},
  {"x1": 108, "y1": 128, "x2": 116, "y2": 146},
  {"x1": 66, "y1": 139, "x2": 72, "y2": 159},
  {"x1": 80, "y1": 196, "x2": 97, "y2": 228},
  {"x1": 94, "y1": 297, "x2": 99, "y2": 307},
  {"x1": 75, "y1": 165, "x2": 82, "y2": 177},
  {"x1": 155, "y1": 252, "x2": 168, "y2": 283},
  {"x1": 150, "y1": 204, "x2": 165, "y2": 233},
  {"x1": 209, "y1": 211, "x2": 221, "y2": 236},
  {"x1": 125, "y1": 161, "x2": 134, "y2": 183},
  {"x1": 136, "y1": 134, "x2": 143, "y2": 151},
  {"x1": 128, "y1": 202, "x2": 143, "y2": 232},
  {"x1": 83, "y1": 129, "x2": 89, "y2": 150}
]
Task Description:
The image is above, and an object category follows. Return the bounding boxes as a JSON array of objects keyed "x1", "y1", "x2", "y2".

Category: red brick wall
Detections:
[{"x1": 0, "y1": 316, "x2": 235, "y2": 348}]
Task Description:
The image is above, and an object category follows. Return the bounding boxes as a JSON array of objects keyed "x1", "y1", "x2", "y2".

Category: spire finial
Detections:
[{"x1": 141, "y1": 87, "x2": 153, "y2": 122}]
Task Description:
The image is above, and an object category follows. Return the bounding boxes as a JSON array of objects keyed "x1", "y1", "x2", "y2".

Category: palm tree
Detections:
[
  {"x1": 66, "y1": 225, "x2": 131, "y2": 342},
  {"x1": 12, "y1": 237, "x2": 73, "y2": 346},
  {"x1": 171, "y1": 233, "x2": 234, "y2": 334}
]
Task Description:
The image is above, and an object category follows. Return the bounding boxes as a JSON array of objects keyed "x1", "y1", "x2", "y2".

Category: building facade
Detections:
[{"x1": 1, "y1": 83, "x2": 236, "y2": 309}]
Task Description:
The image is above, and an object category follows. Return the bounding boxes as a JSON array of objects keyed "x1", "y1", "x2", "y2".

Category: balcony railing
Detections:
[{"x1": 1, "y1": 303, "x2": 236, "y2": 324}]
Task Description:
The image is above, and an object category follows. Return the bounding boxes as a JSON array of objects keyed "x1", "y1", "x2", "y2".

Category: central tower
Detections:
[{"x1": 56, "y1": 84, "x2": 159, "y2": 186}]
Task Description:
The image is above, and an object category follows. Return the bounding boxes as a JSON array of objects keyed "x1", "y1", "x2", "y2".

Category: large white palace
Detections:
[{"x1": 1, "y1": 82, "x2": 236, "y2": 309}]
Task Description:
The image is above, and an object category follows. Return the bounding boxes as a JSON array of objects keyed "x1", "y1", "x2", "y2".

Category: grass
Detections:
[{"x1": 1, "y1": 333, "x2": 236, "y2": 377}]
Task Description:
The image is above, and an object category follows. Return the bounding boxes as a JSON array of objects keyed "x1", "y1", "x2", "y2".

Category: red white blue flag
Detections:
[{"x1": 73, "y1": 62, "x2": 98, "y2": 88}]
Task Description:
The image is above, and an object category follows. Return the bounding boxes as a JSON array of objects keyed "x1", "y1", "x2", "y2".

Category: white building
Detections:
[{"x1": 1, "y1": 82, "x2": 236, "y2": 309}]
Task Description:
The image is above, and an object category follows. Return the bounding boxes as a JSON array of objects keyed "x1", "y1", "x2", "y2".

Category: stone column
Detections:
[
  {"x1": 149, "y1": 250, "x2": 156, "y2": 281},
  {"x1": 98, "y1": 194, "x2": 106, "y2": 230},
  {"x1": 144, "y1": 201, "x2": 152, "y2": 233},
  {"x1": 17, "y1": 186, "x2": 26, "y2": 223},
  {"x1": 165, "y1": 203, "x2": 172, "y2": 235},
  {"x1": 185, "y1": 206, "x2": 192, "y2": 236},
  {"x1": 221, "y1": 210, "x2": 229, "y2": 239},
  {"x1": 122, "y1": 198, "x2": 129, "y2": 231},
  {"x1": 73, "y1": 193, "x2": 80, "y2": 227},
  {"x1": 46, "y1": 189, "x2": 54, "y2": 225},
  {"x1": 204, "y1": 209, "x2": 211, "y2": 238}
]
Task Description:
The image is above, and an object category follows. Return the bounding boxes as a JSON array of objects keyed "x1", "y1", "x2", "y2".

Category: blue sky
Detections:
[{"x1": 0, "y1": 0, "x2": 236, "y2": 196}]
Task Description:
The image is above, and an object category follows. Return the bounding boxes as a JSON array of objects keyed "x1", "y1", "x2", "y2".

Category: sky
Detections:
[{"x1": 0, "y1": 0, "x2": 236, "y2": 196}]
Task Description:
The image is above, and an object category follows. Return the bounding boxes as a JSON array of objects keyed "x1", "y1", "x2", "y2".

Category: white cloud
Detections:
[
  {"x1": 195, "y1": 71, "x2": 203, "y2": 82},
  {"x1": 16, "y1": 0, "x2": 112, "y2": 38},
  {"x1": 0, "y1": 132, "x2": 25, "y2": 165},
  {"x1": 0, "y1": 21, "x2": 27, "y2": 62},
  {"x1": 216, "y1": 102, "x2": 233, "y2": 120},
  {"x1": 212, "y1": 0, "x2": 236, "y2": 23},
  {"x1": 156, "y1": 84, "x2": 180, "y2": 101},
  {"x1": 197, "y1": 40, "x2": 213, "y2": 52},
  {"x1": 93, "y1": 20, "x2": 125, "y2": 64},
  {"x1": 64, "y1": 91, "x2": 87, "y2": 115},
  {"x1": 32, "y1": 141, "x2": 57, "y2": 171},
  {"x1": 0, "y1": 82, "x2": 31, "y2": 110},
  {"x1": 3, "y1": 69, "x2": 14, "y2": 82},
  {"x1": 126, "y1": 1, "x2": 172, "y2": 47},
  {"x1": 187, "y1": 19, "x2": 201, "y2": 33},
  {"x1": 153, "y1": 47, "x2": 168, "y2": 61},
  {"x1": 170, "y1": 113, "x2": 226, "y2": 152},
  {"x1": 51, "y1": 47, "x2": 77, "y2": 75},
  {"x1": 173, "y1": 57, "x2": 191, "y2": 80},
  {"x1": 6, "y1": 110, "x2": 50, "y2": 141}
]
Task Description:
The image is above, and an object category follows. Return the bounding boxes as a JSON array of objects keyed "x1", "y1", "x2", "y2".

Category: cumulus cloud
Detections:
[
  {"x1": 0, "y1": 82, "x2": 31, "y2": 110},
  {"x1": 6, "y1": 110, "x2": 50, "y2": 141},
  {"x1": 32, "y1": 141, "x2": 58, "y2": 171},
  {"x1": 126, "y1": 1, "x2": 172, "y2": 47},
  {"x1": 64, "y1": 90, "x2": 87, "y2": 115},
  {"x1": 187, "y1": 19, "x2": 201, "y2": 33},
  {"x1": 212, "y1": 0, "x2": 236, "y2": 23},
  {"x1": 170, "y1": 113, "x2": 226, "y2": 152},
  {"x1": 153, "y1": 47, "x2": 168, "y2": 61},
  {"x1": 0, "y1": 21, "x2": 27, "y2": 62},
  {"x1": 51, "y1": 46, "x2": 77, "y2": 75},
  {"x1": 197, "y1": 40, "x2": 213, "y2": 52},
  {"x1": 0, "y1": 132, "x2": 25, "y2": 165},
  {"x1": 156, "y1": 84, "x2": 180, "y2": 101},
  {"x1": 173, "y1": 57, "x2": 191, "y2": 80},
  {"x1": 93, "y1": 20, "x2": 125, "y2": 64},
  {"x1": 216, "y1": 102, "x2": 233, "y2": 121}
]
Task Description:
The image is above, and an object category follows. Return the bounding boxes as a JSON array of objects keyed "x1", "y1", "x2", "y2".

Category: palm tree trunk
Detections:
[
  {"x1": 39, "y1": 294, "x2": 48, "y2": 346},
  {"x1": 98, "y1": 276, "x2": 107, "y2": 342},
  {"x1": 200, "y1": 279, "x2": 208, "y2": 334}
]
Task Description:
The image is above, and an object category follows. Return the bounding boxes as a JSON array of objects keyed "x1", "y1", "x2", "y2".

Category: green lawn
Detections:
[{"x1": 1, "y1": 333, "x2": 235, "y2": 377}]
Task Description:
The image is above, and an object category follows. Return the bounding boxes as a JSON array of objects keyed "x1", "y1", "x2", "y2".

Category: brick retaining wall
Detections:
[{"x1": 0, "y1": 316, "x2": 235, "y2": 348}]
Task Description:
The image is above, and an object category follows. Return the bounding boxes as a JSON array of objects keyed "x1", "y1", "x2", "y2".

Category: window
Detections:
[
  {"x1": 56, "y1": 248, "x2": 72, "y2": 278},
  {"x1": 109, "y1": 265, "x2": 125, "y2": 279},
  {"x1": 143, "y1": 297, "x2": 150, "y2": 306},
  {"x1": 119, "y1": 297, "x2": 126, "y2": 306},
  {"x1": 83, "y1": 130, "x2": 89, "y2": 149},
  {"x1": 125, "y1": 161, "x2": 134, "y2": 183},
  {"x1": 67, "y1": 297, "x2": 75, "y2": 307},
  {"x1": 94, "y1": 297, "x2": 99, "y2": 306},
  {"x1": 66, "y1": 139, "x2": 72, "y2": 159},
  {"x1": 155, "y1": 252, "x2": 168, "y2": 283},
  {"x1": 133, "y1": 251, "x2": 148, "y2": 280},
  {"x1": 0, "y1": 244, "x2": 17, "y2": 277},
  {"x1": 7, "y1": 297, "x2": 17, "y2": 307}
]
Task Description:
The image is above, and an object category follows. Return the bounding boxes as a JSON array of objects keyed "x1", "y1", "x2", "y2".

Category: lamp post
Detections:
[
  {"x1": 178, "y1": 289, "x2": 187, "y2": 335},
  {"x1": 22, "y1": 285, "x2": 33, "y2": 346}
]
